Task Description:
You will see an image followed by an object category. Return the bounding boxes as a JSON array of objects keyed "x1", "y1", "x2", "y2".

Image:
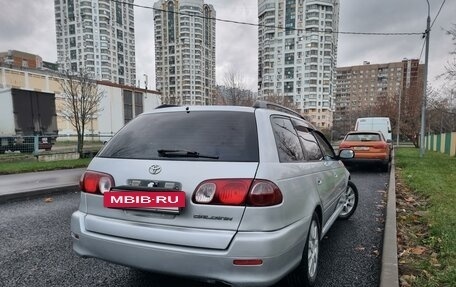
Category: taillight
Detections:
[
  {"x1": 373, "y1": 143, "x2": 387, "y2": 149},
  {"x1": 248, "y1": 180, "x2": 283, "y2": 206},
  {"x1": 80, "y1": 171, "x2": 115, "y2": 194},
  {"x1": 193, "y1": 179, "x2": 251, "y2": 205},
  {"x1": 192, "y1": 179, "x2": 282, "y2": 206}
]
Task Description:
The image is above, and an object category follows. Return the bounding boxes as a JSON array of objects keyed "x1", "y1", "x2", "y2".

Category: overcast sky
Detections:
[{"x1": 0, "y1": 0, "x2": 454, "y2": 92}]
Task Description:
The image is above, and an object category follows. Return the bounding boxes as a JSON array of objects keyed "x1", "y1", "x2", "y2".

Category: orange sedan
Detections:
[{"x1": 339, "y1": 131, "x2": 391, "y2": 171}]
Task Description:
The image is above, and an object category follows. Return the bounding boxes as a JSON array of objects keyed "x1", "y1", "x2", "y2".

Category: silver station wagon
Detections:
[{"x1": 71, "y1": 102, "x2": 358, "y2": 287}]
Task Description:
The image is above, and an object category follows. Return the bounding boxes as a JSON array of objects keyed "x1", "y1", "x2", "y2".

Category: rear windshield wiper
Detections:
[{"x1": 157, "y1": 149, "x2": 219, "y2": 159}]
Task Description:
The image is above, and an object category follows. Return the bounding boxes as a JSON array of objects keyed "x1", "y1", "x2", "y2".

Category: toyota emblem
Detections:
[{"x1": 149, "y1": 165, "x2": 162, "y2": 175}]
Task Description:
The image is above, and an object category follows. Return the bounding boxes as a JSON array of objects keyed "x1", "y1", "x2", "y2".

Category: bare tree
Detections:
[
  {"x1": 442, "y1": 24, "x2": 456, "y2": 84},
  {"x1": 221, "y1": 70, "x2": 254, "y2": 106},
  {"x1": 261, "y1": 94, "x2": 298, "y2": 111},
  {"x1": 59, "y1": 69, "x2": 104, "y2": 157},
  {"x1": 427, "y1": 88, "x2": 456, "y2": 133}
]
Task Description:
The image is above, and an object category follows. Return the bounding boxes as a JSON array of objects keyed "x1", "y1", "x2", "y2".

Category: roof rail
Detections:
[
  {"x1": 155, "y1": 104, "x2": 180, "y2": 109},
  {"x1": 253, "y1": 100, "x2": 307, "y2": 121}
]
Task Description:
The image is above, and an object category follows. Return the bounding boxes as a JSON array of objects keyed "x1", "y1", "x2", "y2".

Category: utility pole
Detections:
[
  {"x1": 143, "y1": 73, "x2": 148, "y2": 102},
  {"x1": 397, "y1": 90, "x2": 402, "y2": 147},
  {"x1": 419, "y1": 0, "x2": 431, "y2": 158}
]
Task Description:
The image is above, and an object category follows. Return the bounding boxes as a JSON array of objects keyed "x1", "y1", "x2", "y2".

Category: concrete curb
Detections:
[
  {"x1": 0, "y1": 185, "x2": 79, "y2": 204},
  {"x1": 380, "y1": 149, "x2": 399, "y2": 287}
]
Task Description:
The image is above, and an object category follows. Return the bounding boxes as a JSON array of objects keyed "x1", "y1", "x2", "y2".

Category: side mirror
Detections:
[
  {"x1": 339, "y1": 149, "x2": 355, "y2": 159},
  {"x1": 386, "y1": 139, "x2": 392, "y2": 144}
]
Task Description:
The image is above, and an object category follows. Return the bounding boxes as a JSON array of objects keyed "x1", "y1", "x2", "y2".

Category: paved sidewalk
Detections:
[{"x1": 0, "y1": 168, "x2": 85, "y2": 202}]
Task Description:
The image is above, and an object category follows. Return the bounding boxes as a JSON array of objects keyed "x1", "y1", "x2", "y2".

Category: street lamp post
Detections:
[
  {"x1": 397, "y1": 90, "x2": 402, "y2": 147},
  {"x1": 143, "y1": 74, "x2": 148, "y2": 90},
  {"x1": 143, "y1": 74, "x2": 149, "y2": 102},
  {"x1": 419, "y1": 0, "x2": 431, "y2": 157}
]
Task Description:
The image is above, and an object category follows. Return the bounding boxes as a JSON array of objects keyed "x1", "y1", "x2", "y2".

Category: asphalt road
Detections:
[{"x1": 0, "y1": 168, "x2": 388, "y2": 287}]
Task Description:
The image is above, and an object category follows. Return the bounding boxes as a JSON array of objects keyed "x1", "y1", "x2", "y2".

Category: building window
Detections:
[
  {"x1": 285, "y1": 81, "x2": 294, "y2": 93},
  {"x1": 285, "y1": 53, "x2": 294, "y2": 65},
  {"x1": 134, "y1": 92, "x2": 143, "y2": 115},
  {"x1": 123, "y1": 90, "x2": 133, "y2": 123},
  {"x1": 117, "y1": 42, "x2": 124, "y2": 52},
  {"x1": 117, "y1": 29, "x2": 123, "y2": 40},
  {"x1": 71, "y1": 62, "x2": 78, "y2": 72},
  {"x1": 116, "y1": 3, "x2": 123, "y2": 25},
  {"x1": 118, "y1": 66, "x2": 124, "y2": 76},
  {"x1": 69, "y1": 24, "x2": 75, "y2": 35},
  {"x1": 285, "y1": 67, "x2": 294, "y2": 79},
  {"x1": 167, "y1": 1, "x2": 175, "y2": 43},
  {"x1": 124, "y1": 90, "x2": 144, "y2": 124}
]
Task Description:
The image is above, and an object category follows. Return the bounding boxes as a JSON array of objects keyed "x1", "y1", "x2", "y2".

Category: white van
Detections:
[{"x1": 355, "y1": 117, "x2": 392, "y2": 142}]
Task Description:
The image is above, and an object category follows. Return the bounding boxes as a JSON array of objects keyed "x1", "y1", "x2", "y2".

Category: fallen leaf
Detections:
[
  {"x1": 355, "y1": 245, "x2": 365, "y2": 251},
  {"x1": 410, "y1": 246, "x2": 427, "y2": 255},
  {"x1": 44, "y1": 197, "x2": 53, "y2": 203},
  {"x1": 400, "y1": 274, "x2": 416, "y2": 283},
  {"x1": 405, "y1": 197, "x2": 415, "y2": 203}
]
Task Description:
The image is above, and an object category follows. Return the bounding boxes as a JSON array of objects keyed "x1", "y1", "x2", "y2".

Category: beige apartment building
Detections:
[
  {"x1": 0, "y1": 64, "x2": 161, "y2": 138},
  {"x1": 334, "y1": 59, "x2": 424, "y2": 137}
]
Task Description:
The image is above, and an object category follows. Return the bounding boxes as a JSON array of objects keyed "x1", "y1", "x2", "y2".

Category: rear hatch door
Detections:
[{"x1": 83, "y1": 108, "x2": 259, "y2": 250}]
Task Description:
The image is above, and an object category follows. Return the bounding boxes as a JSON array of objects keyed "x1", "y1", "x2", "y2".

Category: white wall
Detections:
[
  {"x1": 98, "y1": 85, "x2": 124, "y2": 136},
  {"x1": 143, "y1": 91, "x2": 162, "y2": 113},
  {"x1": 97, "y1": 84, "x2": 161, "y2": 137},
  {"x1": 0, "y1": 89, "x2": 15, "y2": 135}
]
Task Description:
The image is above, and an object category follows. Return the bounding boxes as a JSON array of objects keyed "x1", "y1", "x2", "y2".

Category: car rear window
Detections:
[
  {"x1": 346, "y1": 133, "x2": 381, "y2": 141},
  {"x1": 99, "y1": 110, "x2": 259, "y2": 162}
]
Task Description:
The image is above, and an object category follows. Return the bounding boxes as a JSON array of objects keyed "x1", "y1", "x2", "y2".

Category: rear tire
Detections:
[
  {"x1": 287, "y1": 212, "x2": 320, "y2": 287},
  {"x1": 338, "y1": 181, "x2": 358, "y2": 220},
  {"x1": 382, "y1": 162, "x2": 389, "y2": 172}
]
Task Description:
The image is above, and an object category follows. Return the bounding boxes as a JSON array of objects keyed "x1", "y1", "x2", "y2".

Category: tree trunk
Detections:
[{"x1": 77, "y1": 133, "x2": 85, "y2": 158}]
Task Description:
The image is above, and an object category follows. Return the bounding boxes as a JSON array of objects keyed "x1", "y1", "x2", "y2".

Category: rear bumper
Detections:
[
  {"x1": 342, "y1": 157, "x2": 389, "y2": 165},
  {"x1": 71, "y1": 211, "x2": 311, "y2": 287}
]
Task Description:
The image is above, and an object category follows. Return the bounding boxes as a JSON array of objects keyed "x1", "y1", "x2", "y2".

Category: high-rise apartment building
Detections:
[
  {"x1": 54, "y1": 0, "x2": 136, "y2": 85},
  {"x1": 153, "y1": 0, "x2": 216, "y2": 105},
  {"x1": 334, "y1": 59, "x2": 424, "y2": 136},
  {"x1": 258, "y1": 0, "x2": 340, "y2": 128}
]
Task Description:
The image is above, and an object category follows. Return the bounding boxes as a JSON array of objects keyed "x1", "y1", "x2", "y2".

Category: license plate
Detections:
[
  {"x1": 354, "y1": 146, "x2": 369, "y2": 151},
  {"x1": 104, "y1": 191, "x2": 186, "y2": 209}
]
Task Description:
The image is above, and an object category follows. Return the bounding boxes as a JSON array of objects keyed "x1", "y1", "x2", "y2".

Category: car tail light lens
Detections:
[
  {"x1": 192, "y1": 179, "x2": 282, "y2": 206},
  {"x1": 373, "y1": 143, "x2": 387, "y2": 149},
  {"x1": 80, "y1": 171, "x2": 115, "y2": 194},
  {"x1": 248, "y1": 180, "x2": 283, "y2": 206},
  {"x1": 193, "y1": 182, "x2": 216, "y2": 203},
  {"x1": 193, "y1": 179, "x2": 251, "y2": 205}
]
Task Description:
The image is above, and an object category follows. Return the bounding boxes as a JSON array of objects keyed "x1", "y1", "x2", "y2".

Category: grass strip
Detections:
[
  {"x1": 0, "y1": 158, "x2": 91, "y2": 175},
  {"x1": 395, "y1": 148, "x2": 456, "y2": 286}
]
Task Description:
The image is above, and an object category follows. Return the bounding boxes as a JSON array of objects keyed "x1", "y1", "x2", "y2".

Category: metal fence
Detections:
[
  {"x1": 425, "y1": 132, "x2": 456, "y2": 156},
  {"x1": 0, "y1": 134, "x2": 111, "y2": 155}
]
